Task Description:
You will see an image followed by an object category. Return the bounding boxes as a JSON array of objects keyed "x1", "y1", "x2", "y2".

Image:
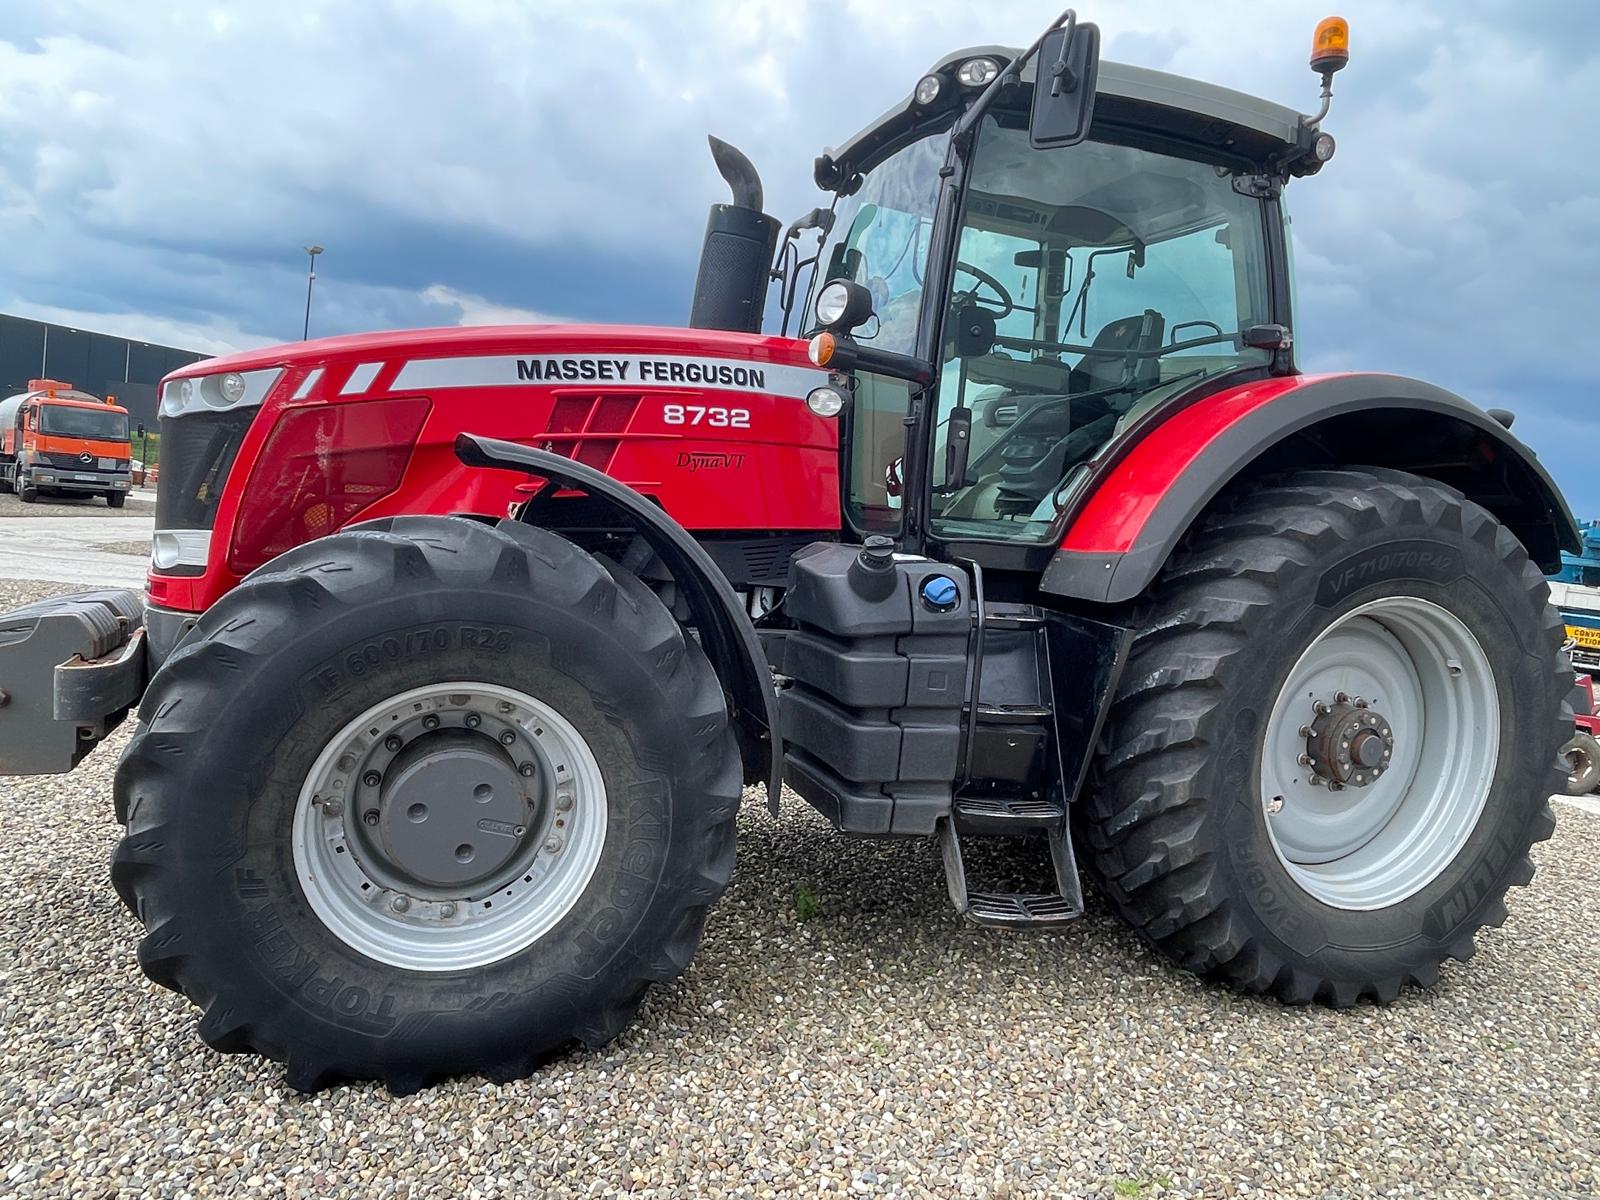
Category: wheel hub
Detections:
[
  {"x1": 1305, "y1": 694, "x2": 1394, "y2": 789},
  {"x1": 376, "y1": 732, "x2": 533, "y2": 887},
  {"x1": 292, "y1": 681, "x2": 608, "y2": 971}
]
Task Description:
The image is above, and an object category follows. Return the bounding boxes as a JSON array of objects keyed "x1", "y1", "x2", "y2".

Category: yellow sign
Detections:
[{"x1": 1566, "y1": 625, "x2": 1600, "y2": 650}]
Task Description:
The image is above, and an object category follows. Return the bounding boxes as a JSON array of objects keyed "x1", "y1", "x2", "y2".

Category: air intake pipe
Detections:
[{"x1": 688, "y1": 137, "x2": 781, "y2": 334}]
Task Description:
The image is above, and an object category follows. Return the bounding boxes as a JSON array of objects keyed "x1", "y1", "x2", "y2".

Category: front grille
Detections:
[{"x1": 152, "y1": 410, "x2": 257, "y2": 573}]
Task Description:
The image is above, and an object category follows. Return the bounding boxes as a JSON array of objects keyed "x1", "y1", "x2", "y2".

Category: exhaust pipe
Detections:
[{"x1": 689, "y1": 137, "x2": 780, "y2": 334}]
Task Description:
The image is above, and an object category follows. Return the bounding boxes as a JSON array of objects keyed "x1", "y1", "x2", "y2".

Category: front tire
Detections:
[
  {"x1": 111, "y1": 516, "x2": 741, "y2": 1091},
  {"x1": 1080, "y1": 468, "x2": 1566, "y2": 1005},
  {"x1": 107, "y1": 491, "x2": 126, "y2": 508}
]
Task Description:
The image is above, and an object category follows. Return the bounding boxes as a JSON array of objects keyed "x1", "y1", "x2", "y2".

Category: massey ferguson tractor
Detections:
[{"x1": 0, "y1": 13, "x2": 1577, "y2": 1092}]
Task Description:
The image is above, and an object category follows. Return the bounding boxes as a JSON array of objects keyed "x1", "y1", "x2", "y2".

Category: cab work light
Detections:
[{"x1": 227, "y1": 395, "x2": 431, "y2": 574}]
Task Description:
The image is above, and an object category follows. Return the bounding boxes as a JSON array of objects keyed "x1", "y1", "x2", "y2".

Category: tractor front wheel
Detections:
[
  {"x1": 1081, "y1": 468, "x2": 1566, "y2": 1005},
  {"x1": 111, "y1": 516, "x2": 741, "y2": 1091}
]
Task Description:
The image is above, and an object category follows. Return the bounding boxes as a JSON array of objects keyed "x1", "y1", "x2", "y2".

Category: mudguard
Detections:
[
  {"x1": 1042, "y1": 372, "x2": 1579, "y2": 604},
  {"x1": 453, "y1": 432, "x2": 784, "y2": 805}
]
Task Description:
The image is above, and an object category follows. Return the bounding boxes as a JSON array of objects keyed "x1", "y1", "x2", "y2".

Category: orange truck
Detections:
[{"x1": 0, "y1": 378, "x2": 134, "y2": 506}]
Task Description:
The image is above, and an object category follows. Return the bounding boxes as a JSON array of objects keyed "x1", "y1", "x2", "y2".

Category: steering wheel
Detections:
[{"x1": 954, "y1": 261, "x2": 1015, "y2": 318}]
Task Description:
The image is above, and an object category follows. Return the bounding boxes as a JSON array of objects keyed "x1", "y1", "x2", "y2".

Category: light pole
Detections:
[{"x1": 302, "y1": 245, "x2": 324, "y2": 339}]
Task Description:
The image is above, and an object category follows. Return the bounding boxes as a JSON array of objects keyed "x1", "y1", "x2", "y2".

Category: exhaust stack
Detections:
[{"x1": 688, "y1": 137, "x2": 781, "y2": 334}]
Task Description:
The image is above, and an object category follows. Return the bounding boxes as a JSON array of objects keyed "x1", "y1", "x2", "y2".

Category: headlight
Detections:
[
  {"x1": 217, "y1": 372, "x2": 248, "y2": 406},
  {"x1": 806, "y1": 385, "x2": 846, "y2": 418},
  {"x1": 161, "y1": 368, "x2": 282, "y2": 418},
  {"x1": 914, "y1": 74, "x2": 942, "y2": 105},
  {"x1": 812, "y1": 278, "x2": 874, "y2": 332},
  {"x1": 956, "y1": 57, "x2": 1000, "y2": 87},
  {"x1": 815, "y1": 281, "x2": 852, "y2": 326}
]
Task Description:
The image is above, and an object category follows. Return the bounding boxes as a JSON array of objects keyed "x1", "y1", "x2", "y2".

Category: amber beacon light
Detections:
[{"x1": 1311, "y1": 16, "x2": 1350, "y2": 75}]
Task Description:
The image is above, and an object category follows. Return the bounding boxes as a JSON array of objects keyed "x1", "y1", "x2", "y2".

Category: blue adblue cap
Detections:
[{"x1": 920, "y1": 575, "x2": 960, "y2": 612}]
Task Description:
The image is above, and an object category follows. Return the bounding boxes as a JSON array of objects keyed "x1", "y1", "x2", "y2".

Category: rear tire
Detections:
[
  {"x1": 107, "y1": 491, "x2": 126, "y2": 508},
  {"x1": 111, "y1": 516, "x2": 741, "y2": 1092},
  {"x1": 1080, "y1": 468, "x2": 1566, "y2": 1005},
  {"x1": 1561, "y1": 731, "x2": 1600, "y2": 795}
]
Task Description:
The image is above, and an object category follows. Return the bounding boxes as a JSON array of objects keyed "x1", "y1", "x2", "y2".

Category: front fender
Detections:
[
  {"x1": 1042, "y1": 373, "x2": 1579, "y2": 604},
  {"x1": 453, "y1": 432, "x2": 783, "y2": 804}
]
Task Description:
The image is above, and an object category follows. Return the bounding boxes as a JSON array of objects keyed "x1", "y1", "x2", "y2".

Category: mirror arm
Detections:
[{"x1": 951, "y1": 6, "x2": 1078, "y2": 145}]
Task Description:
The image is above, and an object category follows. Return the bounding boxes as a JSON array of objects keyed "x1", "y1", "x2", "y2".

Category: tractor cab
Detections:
[{"x1": 787, "y1": 18, "x2": 1343, "y2": 564}]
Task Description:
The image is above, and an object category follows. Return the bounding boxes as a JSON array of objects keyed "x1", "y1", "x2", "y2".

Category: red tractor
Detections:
[{"x1": 0, "y1": 13, "x2": 1576, "y2": 1092}]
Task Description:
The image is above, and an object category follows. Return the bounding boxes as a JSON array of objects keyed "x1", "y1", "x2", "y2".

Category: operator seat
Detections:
[{"x1": 1069, "y1": 309, "x2": 1165, "y2": 394}]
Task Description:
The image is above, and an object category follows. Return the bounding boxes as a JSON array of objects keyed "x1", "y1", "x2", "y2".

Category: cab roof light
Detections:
[{"x1": 1311, "y1": 16, "x2": 1350, "y2": 75}]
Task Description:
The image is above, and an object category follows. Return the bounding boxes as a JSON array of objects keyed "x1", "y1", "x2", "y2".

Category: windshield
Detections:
[
  {"x1": 931, "y1": 117, "x2": 1275, "y2": 543},
  {"x1": 809, "y1": 132, "x2": 949, "y2": 357},
  {"x1": 39, "y1": 404, "x2": 130, "y2": 440}
]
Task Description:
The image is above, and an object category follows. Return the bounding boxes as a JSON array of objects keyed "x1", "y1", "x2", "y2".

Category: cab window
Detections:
[{"x1": 931, "y1": 117, "x2": 1275, "y2": 543}]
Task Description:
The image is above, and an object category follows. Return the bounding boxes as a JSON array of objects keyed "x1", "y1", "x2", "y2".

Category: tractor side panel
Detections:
[{"x1": 148, "y1": 329, "x2": 840, "y2": 613}]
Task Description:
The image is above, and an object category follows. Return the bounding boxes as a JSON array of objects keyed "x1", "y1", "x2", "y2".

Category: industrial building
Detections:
[{"x1": 0, "y1": 314, "x2": 209, "y2": 430}]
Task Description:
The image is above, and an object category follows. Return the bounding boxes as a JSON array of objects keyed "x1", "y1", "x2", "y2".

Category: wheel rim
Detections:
[
  {"x1": 292, "y1": 681, "x2": 607, "y2": 971},
  {"x1": 1259, "y1": 597, "x2": 1499, "y2": 910}
]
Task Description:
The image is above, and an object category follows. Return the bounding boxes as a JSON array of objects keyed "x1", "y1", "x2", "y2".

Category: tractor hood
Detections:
[{"x1": 168, "y1": 323, "x2": 818, "y2": 389}]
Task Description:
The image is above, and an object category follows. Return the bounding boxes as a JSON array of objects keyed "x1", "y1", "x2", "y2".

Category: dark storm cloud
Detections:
[{"x1": 1, "y1": 1, "x2": 1595, "y2": 506}]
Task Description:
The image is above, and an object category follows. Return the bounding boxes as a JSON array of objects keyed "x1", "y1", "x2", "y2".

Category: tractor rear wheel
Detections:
[
  {"x1": 1080, "y1": 467, "x2": 1566, "y2": 1005},
  {"x1": 111, "y1": 515, "x2": 741, "y2": 1092}
]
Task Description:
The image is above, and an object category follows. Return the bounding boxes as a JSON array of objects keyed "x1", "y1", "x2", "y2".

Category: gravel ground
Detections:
[
  {"x1": 0, "y1": 492, "x2": 149, "y2": 519},
  {"x1": 0, "y1": 574, "x2": 1596, "y2": 1199}
]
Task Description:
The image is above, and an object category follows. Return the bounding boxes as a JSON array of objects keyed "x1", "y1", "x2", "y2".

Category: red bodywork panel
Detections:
[
  {"x1": 148, "y1": 325, "x2": 837, "y2": 612},
  {"x1": 1060, "y1": 374, "x2": 1325, "y2": 554}
]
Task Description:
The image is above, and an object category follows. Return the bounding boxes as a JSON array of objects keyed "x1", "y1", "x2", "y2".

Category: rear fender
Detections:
[
  {"x1": 453, "y1": 433, "x2": 782, "y2": 803},
  {"x1": 1042, "y1": 373, "x2": 1579, "y2": 604}
]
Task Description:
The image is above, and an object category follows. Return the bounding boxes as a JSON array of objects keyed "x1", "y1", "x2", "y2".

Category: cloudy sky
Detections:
[{"x1": 3, "y1": 1, "x2": 1597, "y2": 509}]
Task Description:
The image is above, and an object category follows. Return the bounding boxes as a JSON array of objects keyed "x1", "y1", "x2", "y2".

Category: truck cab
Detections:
[{"x1": 0, "y1": 379, "x2": 134, "y2": 506}]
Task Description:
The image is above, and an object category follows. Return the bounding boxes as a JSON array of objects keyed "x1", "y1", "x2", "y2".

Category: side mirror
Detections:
[{"x1": 1029, "y1": 13, "x2": 1101, "y2": 149}]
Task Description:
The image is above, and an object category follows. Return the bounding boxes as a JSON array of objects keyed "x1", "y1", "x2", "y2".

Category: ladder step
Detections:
[
  {"x1": 953, "y1": 794, "x2": 1065, "y2": 835},
  {"x1": 966, "y1": 891, "x2": 1082, "y2": 927},
  {"x1": 938, "y1": 815, "x2": 1085, "y2": 930}
]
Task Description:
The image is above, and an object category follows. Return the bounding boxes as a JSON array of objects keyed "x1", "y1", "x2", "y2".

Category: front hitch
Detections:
[{"x1": 0, "y1": 589, "x2": 146, "y2": 774}]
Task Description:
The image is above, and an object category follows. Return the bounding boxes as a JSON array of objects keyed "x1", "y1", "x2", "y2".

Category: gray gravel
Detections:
[{"x1": 0, "y1": 574, "x2": 1596, "y2": 1199}]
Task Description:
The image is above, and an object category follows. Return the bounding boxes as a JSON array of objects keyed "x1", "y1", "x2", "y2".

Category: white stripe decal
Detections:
[
  {"x1": 390, "y1": 353, "x2": 825, "y2": 400},
  {"x1": 341, "y1": 362, "x2": 383, "y2": 395},
  {"x1": 291, "y1": 367, "x2": 323, "y2": 400}
]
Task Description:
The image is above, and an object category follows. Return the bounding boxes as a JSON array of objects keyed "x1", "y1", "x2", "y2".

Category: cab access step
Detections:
[{"x1": 941, "y1": 794, "x2": 1085, "y2": 927}]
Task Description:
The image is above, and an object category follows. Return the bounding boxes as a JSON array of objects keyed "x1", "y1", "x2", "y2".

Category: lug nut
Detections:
[
  {"x1": 464, "y1": 713, "x2": 481, "y2": 729},
  {"x1": 423, "y1": 714, "x2": 440, "y2": 730},
  {"x1": 544, "y1": 836, "x2": 564, "y2": 853},
  {"x1": 1313, "y1": 700, "x2": 1330, "y2": 715},
  {"x1": 337, "y1": 754, "x2": 356, "y2": 772},
  {"x1": 1334, "y1": 691, "x2": 1349, "y2": 704},
  {"x1": 1309, "y1": 775, "x2": 1325, "y2": 787},
  {"x1": 362, "y1": 770, "x2": 382, "y2": 787},
  {"x1": 363, "y1": 810, "x2": 379, "y2": 826},
  {"x1": 1297, "y1": 725, "x2": 1312, "y2": 738},
  {"x1": 555, "y1": 794, "x2": 574, "y2": 813},
  {"x1": 519, "y1": 762, "x2": 535, "y2": 777},
  {"x1": 1297, "y1": 753, "x2": 1314, "y2": 767},
  {"x1": 1354, "y1": 697, "x2": 1368, "y2": 708},
  {"x1": 499, "y1": 731, "x2": 516, "y2": 746},
  {"x1": 439, "y1": 902, "x2": 456, "y2": 918},
  {"x1": 513, "y1": 825, "x2": 526, "y2": 836},
  {"x1": 384, "y1": 734, "x2": 403, "y2": 752},
  {"x1": 390, "y1": 895, "x2": 410, "y2": 913},
  {"x1": 320, "y1": 797, "x2": 343, "y2": 817}
]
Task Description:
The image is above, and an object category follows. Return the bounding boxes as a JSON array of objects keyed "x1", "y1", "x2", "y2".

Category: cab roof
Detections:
[{"x1": 819, "y1": 47, "x2": 1313, "y2": 189}]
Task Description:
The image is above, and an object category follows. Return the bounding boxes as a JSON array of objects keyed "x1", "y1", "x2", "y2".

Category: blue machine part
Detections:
[{"x1": 1551, "y1": 520, "x2": 1600, "y2": 588}]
